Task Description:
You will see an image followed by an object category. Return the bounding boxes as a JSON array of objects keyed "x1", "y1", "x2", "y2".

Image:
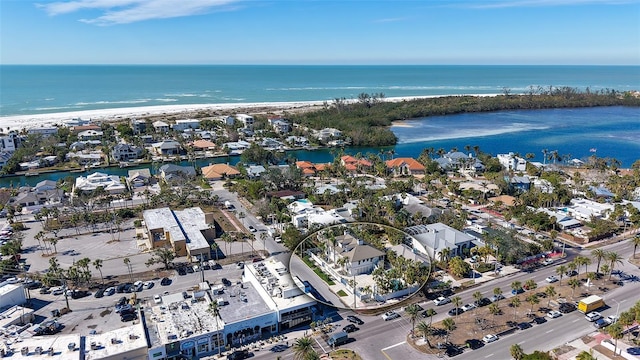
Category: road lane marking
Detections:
[
  {"x1": 381, "y1": 349, "x2": 393, "y2": 360},
  {"x1": 381, "y1": 341, "x2": 406, "y2": 351},
  {"x1": 572, "y1": 319, "x2": 579, "y2": 323},
  {"x1": 485, "y1": 354, "x2": 494, "y2": 358},
  {"x1": 546, "y1": 329, "x2": 554, "y2": 333}
]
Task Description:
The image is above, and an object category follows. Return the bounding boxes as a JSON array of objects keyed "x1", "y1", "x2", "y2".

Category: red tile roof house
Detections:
[
  {"x1": 340, "y1": 155, "x2": 372, "y2": 173},
  {"x1": 385, "y1": 158, "x2": 426, "y2": 176}
]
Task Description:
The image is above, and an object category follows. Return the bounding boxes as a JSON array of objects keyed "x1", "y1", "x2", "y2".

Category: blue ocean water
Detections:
[
  {"x1": 0, "y1": 65, "x2": 638, "y2": 187},
  {"x1": 1, "y1": 65, "x2": 638, "y2": 116}
]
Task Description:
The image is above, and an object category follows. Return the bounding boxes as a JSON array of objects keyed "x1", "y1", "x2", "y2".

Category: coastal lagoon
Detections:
[{"x1": 2, "y1": 106, "x2": 637, "y2": 188}]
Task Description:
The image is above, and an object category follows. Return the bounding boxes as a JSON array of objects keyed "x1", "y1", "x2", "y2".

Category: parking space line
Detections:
[{"x1": 381, "y1": 341, "x2": 405, "y2": 351}]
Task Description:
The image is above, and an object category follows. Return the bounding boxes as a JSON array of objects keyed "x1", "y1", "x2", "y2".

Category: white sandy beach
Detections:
[{"x1": 0, "y1": 94, "x2": 497, "y2": 131}]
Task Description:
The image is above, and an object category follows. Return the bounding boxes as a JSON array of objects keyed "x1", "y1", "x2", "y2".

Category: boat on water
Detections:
[{"x1": 24, "y1": 172, "x2": 38, "y2": 177}]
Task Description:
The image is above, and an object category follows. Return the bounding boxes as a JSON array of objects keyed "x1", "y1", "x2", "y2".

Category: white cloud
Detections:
[{"x1": 37, "y1": 0, "x2": 243, "y2": 25}]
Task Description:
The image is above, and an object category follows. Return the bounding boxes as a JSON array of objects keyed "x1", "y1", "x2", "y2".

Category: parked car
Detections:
[
  {"x1": 405, "y1": 304, "x2": 424, "y2": 312},
  {"x1": 421, "y1": 309, "x2": 436, "y2": 318},
  {"x1": 566, "y1": 270, "x2": 578, "y2": 277},
  {"x1": 461, "y1": 303, "x2": 477, "y2": 312},
  {"x1": 594, "y1": 318, "x2": 610, "y2": 329},
  {"x1": 382, "y1": 311, "x2": 400, "y2": 321},
  {"x1": 511, "y1": 288, "x2": 525, "y2": 295},
  {"x1": 547, "y1": 311, "x2": 562, "y2": 319},
  {"x1": 448, "y1": 308, "x2": 464, "y2": 316},
  {"x1": 186, "y1": 266, "x2": 194, "y2": 274},
  {"x1": 160, "y1": 278, "x2": 171, "y2": 286},
  {"x1": 177, "y1": 268, "x2": 187, "y2": 276},
  {"x1": 248, "y1": 226, "x2": 256, "y2": 232},
  {"x1": 236, "y1": 262, "x2": 244, "y2": 269},
  {"x1": 39, "y1": 287, "x2": 51, "y2": 294},
  {"x1": 154, "y1": 295, "x2": 162, "y2": 304},
  {"x1": 545, "y1": 276, "x2": 558, "y2": 283},
  {"x1": 143, "y1": 281, "x2": 154, "y2": 289},
  {"x1": 433, "y1": 296, "x2": 451, "y2": 306},
  {"x1": 585, "y1": 312, "x2": 602, "y2": 322},
  {"x1": 482, "y1": 334, "x2": 499, "y2": 343},
  {"x1": 228, "y1": 350, "x2": 250, "y2": 360},
  {"x1": 475, "y1": 298, "x2": 492, "y2": 307},
  {"x1": 94, "y1": 288, "x2": 105, "y2": 298},
  {"x1": 222, "y1": 278, "x2": 232, "y2": 286},
  {"x1": 517, "y1": 322, "x2": 532, "y2": 330},
  {"x1": 343, "y1": 324, "x2": 359, "y2": 333},
  {"x1": 489, "y1": 294, "x2": 505, "y2": 303},
  {"x1": 51, "y1": 287, "x2": 65, "y2": 296},
  {"x1": 559, "y1": 302, "x2": 576, "y2": 313},
  {"x1": 105, "y1": 287, "x2": 116, "y2": 296},
  {"x1": 346, "y1": 315, "x2": 364, "y2": 325},
  {"x1": 120, "y1": 312, "x2": 137, "y2": 322}
]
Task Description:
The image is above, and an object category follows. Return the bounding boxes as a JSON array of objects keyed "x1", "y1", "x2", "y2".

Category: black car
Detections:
[
  {"x1": 25, "y1": 281, "x2": 42, "y2": 290},
  {"x1": 186, "y1": 266, "x2": 194, "y2": 274},
  {"x1": 221, "y1": 278, "x2": 232, "y2": 286},
  {"x1": 39, "y1": 287, "x2": 51, "y2": 294},
  {"x1": 448, "y1": 308, "x2": 464, "y2": 316},
  {"x1": 71, "y1": 290, "x2": 90, "y2": 299},
  {"x1": 421, "y1": 309, "x2": 437, "y2": 318},
  {"x1": 343, "y1": 324, "x2": 359, "y2": 333},
  {"x1": 559, "y1": 302, "x2": 576, "y2": 313},
  {"x1": 177, "y1": 268, "x2": 187, "y2": 276},
  {"x1": 120, "y1": 312, "x2": 137, "y2": 322},
  {"x1": 566, "y1": 270, "x2": 578, "y2": 277},
  {"x1": 116, "y1": 296, "x2": 128, "y2": 306},
  {"x1": 531, "y1": 317, "x2": 547, "y2": 324},
  {"x1": 160, "y1": 277, "x2": 172, "y2": 286},
  {"x1": 346, "y1": 315, "x2": 364, "y2": 325},
  {"x1": 228, "y1": 350, "x2": 249, "y2": 360},
  {"x1": 517, "y1": 322, "x2": 532, "y2": 330},
  {"x1": 405, "y1": 304, "x2": 424, "y2": 312},
  {"x1": 475, "y1": 298, "x2": 492, "y2": 307},
  {"x1": 94, "y1": 288, "x2": 105, "y2": 298}
]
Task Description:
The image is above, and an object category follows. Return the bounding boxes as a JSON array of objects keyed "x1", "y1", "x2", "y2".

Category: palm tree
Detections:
[
  {"x1": 488, "y1": 303, "x2": 501, "y2": 323},
  {"x1": 210, "y1": 242, "x2": 219, "y2": 261},
  {"x1": 526, "y1": 294, "x2": 539, "y2": 314},
  {"x1": 452, "y1": 296, "x2": 462, "y2": 317},
  {"x1": 510, "y1": 297, "x2": 521, "y2": 320},
  {"x1": 545, "y1": 286, "x2": 556, "y2": 307},
  {"x1": 568, "y1": 278, "x2": 581, "y2": 298},
  {"x1": 207, "y1": 301, "x2": 222, "y2": 354},
  {"x1": 606, "y1": 323, "x2": 624, "y2": 355},
  {"x1": 493, "y1": 287, "x2": 503, "y2": 302},
  {"x1": 123, "y1": 257, "x2": 133, "y2": 282},
  {"x1": 591, "y1": 249, "x2": 606, "y2": 274},
  {"x1": 510, "y1": 281, "x2": 522, "y2": 294},
  {"x1": 473, "y1": 291, "x2": 483, "y2": 306},
  {"x1": 405, "y1": 304, "x2": 421, "y2": 336},
  {"x1": 632, "y1": 235, "x2": 640, "y2": 259},
  {"x1": 576, "y1": 256, "x2": 591, "y2": 279},
  {"x1": 524, "y1": 279, "x2": 537, "y2": 292},
  {"x1": 606, "y1": 252, "x2": 624, "y2": 280},
  {"x1": 555, "y1": 265, "x2": 567, "y2": 285},
  {"x1": 416, "y1": 321, "x2": 432, "y2": 347},
  {"x1": 510, "y1": 344, "x2": 525, "y2": 360},
  {"x1": 567, "y1": 261, "x2": 578, "y2": 276},
  {"x1": 575, "y1": 350, "x2": 597, "y2": 360},
  {"x1": 92, "y1": 259, "x2": 104, "y2": 285},
  {"x1": 599, "y1": 264, "x2": 610, "y2": 284},
  {"x1": 424, "y1": 308, "x2": 437, "y2": 326},
  {"x1": 442, "y1": 318, "x2": 456, "y2": 343},
  {"x1": 293, "y1": 336, "x2": 316, "y2": 359}
]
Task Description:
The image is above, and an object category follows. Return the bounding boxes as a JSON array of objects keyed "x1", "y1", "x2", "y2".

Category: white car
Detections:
[
  {"x1": 545, "y1": 276, "x2": 558, "y2": 283},
  {"x1": 607, "y1": 315, "x2": 619, "y2": 324},
  {"x1": 51, "y1": 287, "x2": 65, "y2": 296},
  {"x1": 461, "y1": 303, "x2": 477, "y2": 312},
  {"x1": 433, "y1": 296, "x2": 451, "y2": 306},
  {"x1": 482, "y1": 334, "x2": 499, "y2": 343},
  {"x1": 143, "y1": 281, "x2": 154, "y2": 289},
  {"x1": 382, "y1": 311, "x2": 400, "y2": 321},
  {"x1": 5, "y1": 277, "x2": 19, "y2": 284},
  {"x1": 585, "y1": 312, "x2": 602, "y2": 322},
  {"x1": 153, "y1": 295, "x2": 162, "y2": 304},
  {"x1": 547, "y1": 310, "x2": 562, "y2": 319}
]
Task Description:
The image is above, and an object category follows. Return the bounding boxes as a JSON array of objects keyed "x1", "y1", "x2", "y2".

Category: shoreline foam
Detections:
[{"x1": 0, "y1": 94, "x2": 498, "y2": 131}]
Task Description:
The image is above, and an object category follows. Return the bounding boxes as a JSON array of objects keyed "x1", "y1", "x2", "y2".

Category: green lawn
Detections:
[{"x1": 302, "y1": 256, "x2": 336, "y2": 285}]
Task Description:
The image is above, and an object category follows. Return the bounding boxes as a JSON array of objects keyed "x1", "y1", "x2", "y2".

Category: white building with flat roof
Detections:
[
  {"x1": 567, "y1": 198, "x2": 614, "y2": 221},
  {"x1": 74, "y1": 172, "x2": 126, "y2": 195},
  {"x1": 142, "y1": 207, "x2": 215, "y2": 260},
  {"x1": 497, "y1": 152, "x2": 527, "y2": 172},
  {"x1": 84, "y1": 321, "x2": 148, "y2": 360},
  {"x1": 0, "y1": 282, "x2": 26, "y2": 309},
  {"x1": 172, "y1": 119, "x2": 200, "y2": 132},
  {"x1": 235, "y1": 114, "x2": 254, "y2": 129}
]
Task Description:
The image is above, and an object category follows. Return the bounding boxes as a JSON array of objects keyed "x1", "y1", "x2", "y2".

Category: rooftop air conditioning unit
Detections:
[{"x1": 20, "y1": 347, "x2": 28, "y2": 355}]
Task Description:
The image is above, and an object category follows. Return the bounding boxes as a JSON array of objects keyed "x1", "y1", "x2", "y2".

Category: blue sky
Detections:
[{"x1": 1, "y1": 0, "x2": 639, "y2": 65}]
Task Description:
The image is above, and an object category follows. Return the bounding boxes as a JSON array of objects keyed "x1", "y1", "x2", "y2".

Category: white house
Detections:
[
  {"x1": 153, "y1": 120, "x2": 170, "y2": 133},
  {"x1": 218, "y1": 115, "x2": 235, "y2": 126},
  {"x1": 77, "y1": 129, "x2": 104, "y2": 141},
  {"x1": 236, "y1": 114, "x2": 254, "y2": 129},
  {"x1": 172, "y1": 119, "x2": 201, "y2": 132},
  {"x1": 405, "y1": 223, "x2": 476, "y2": 260},
  {"x1": 567, "y1": 199, "x2": 614, "y2": 221},
  {"x1": 497, "y1": 152, "x2": 527, "y2": 172},
  {"x1": 74, "y1": 172, "x2": 126, "y2": 194},
  {"x1": 111, "y1": 143, "x2": 142, "y2": 161}
]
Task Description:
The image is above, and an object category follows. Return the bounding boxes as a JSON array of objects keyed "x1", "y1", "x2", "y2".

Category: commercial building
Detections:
[
  {"x1": 142, "y1": 207, "x2": 216, "y2": 260},
  {"x1": 0, "y1": 282, "x2": 26, "y2": 309},
  {"x1": 146, "y1": 258, "x2": 316, "y2": 360}
]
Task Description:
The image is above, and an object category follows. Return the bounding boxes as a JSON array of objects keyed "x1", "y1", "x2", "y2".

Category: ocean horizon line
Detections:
[{"x1": 2, "y1": 64, "x2": 639, "y2": 67}]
